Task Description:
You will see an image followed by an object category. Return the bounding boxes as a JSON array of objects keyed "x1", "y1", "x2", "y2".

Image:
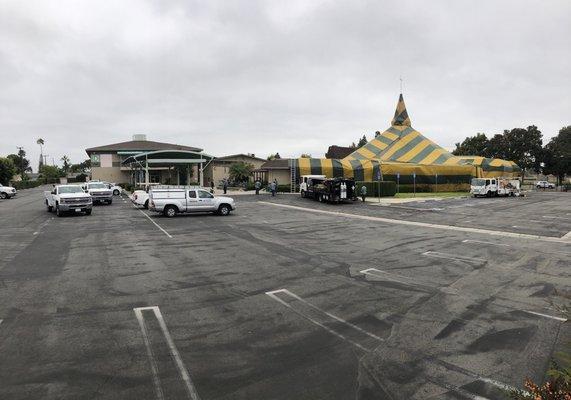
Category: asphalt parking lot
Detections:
[{"x1": 0, "y1": 186, "x2": 570, "y2": 400}]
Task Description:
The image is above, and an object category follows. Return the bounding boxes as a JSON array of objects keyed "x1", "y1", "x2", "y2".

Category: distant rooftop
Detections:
[{"x1": 86, "y1": 137, "x2": 202, "y2": 154}]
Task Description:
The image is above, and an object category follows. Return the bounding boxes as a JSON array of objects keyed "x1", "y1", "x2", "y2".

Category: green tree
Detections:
[
  {"x1": 452, "y1": 133, "x2": 489, "y2": 156},
  {"x1": 228, "y1": 162, "x2": 254, "y2": 183},
  {"x1": 70, "y1": 159, "x2": 92, "y2": 173},
  {"x1": 267, "y1": 152, "x2": 281, "y2": 160},
  {"x1": 61, "y1": 155, "x2": 71, "y2": 174},
  {"x1": 543, "y1": 126, "x2": 571, "y2": 184},
  {"x1": 0, "y1": 157, "x2": 16, "y2": 185},
  {"x1": 37, "y1": 138, "x2": 45, "y2": 170},
  {"x1": 357, "y1": 135, "x2": 368, "y2": 147},
  {"x1": 300, "y1": 153, "x2": 311, "y2": 158},
  {"x1": 39, "y1": 165, "x2": 63, "y2": 183},
  {"x1": 7, "y1": 149, "x2": 32, "y2": 176},
  {"x1": 501, "y1": 126, "x2": 544, "y2": 173}
]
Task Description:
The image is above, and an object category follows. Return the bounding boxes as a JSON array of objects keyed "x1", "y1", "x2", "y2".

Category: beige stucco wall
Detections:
[
  {"x1": 91, "y1": 167, "x2": 131, "y2": 183},
  {"x1": 266, "y1": 170, "x2": 290, "y2": 186},
  {"x1": 204, "y1": 156, "x2": 266, "y2": 186}
]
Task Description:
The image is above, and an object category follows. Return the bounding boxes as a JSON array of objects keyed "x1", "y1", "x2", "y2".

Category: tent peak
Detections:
[{"x1": 391, "y1": 93, "x2": 411, "y2": 127}]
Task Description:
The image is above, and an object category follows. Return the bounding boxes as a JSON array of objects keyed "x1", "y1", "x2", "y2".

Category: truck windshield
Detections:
[
  {"x1": 88, "y1": 183, "x2": 107, "y2": 189},
  {"x1": 59, "y1": 186, "x2": 83, "y2": 193},
  {"x1": 471, "y1": 179, "x2": 485, "y2": 186}
]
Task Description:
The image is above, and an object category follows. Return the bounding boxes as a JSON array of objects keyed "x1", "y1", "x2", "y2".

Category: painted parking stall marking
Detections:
[
  {"x1": 266, "y1": 289, "x2": 383, "y2": 352},
  {"x1": 461, "y1": 239, "x2": 511, "y2": 247},
  {"x1": 359, "y1": 268, "x2": 458, "y2": 294},
  {"x1": 135, "y1": 206, "x2": 173, "y2": 238},
  {"x1": 422, "y1": 250, "x2": 485, "y2": 265},
  {"x1": 134, "y1": 306, "x2": 200, "y2": 400}
]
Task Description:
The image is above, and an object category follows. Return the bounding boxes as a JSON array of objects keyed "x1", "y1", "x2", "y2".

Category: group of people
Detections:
[{"x1": 208, "y1": 178, "x2": 280, "y2": 196}]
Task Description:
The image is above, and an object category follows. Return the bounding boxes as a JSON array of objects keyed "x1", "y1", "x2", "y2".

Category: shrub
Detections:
[
  {"x1": 11, "y1": 180, "x2": 43, "y2": 190},
  {"x1": 355, "y1": 181, "x2": 396, "y2": 197}
]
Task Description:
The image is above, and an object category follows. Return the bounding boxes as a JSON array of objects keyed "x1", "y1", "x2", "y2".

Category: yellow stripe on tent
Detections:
[
  {"x1": 381, "y1": 131, "x2": 420, "y2": 160},
  {"x1": 383, "y1": 131, "x2": 399, "y2": 141},
  {"x1": 417, "y1": 148, "x2": 445, "y2": 165},
  {"x1": 341, "y1": 160, "x2": 353, "y2": 177},
  {"x1": 355, "y1": 146, "x2": 377, "y2": 159},
  {"x1": 397, "y1": 140, "x2": 432, "y2": 162},
  {"x1": 298, "y1": 157, "x2": 311, "y2": 175},
  {"x1": 489, "y1": 159, "x2": 505, "y2": 167},
  {"x1": 367, "y1": 139, "x2": 388, "y2": 152},
  {"x1": 320, "y1": 159, "x2": 333, "y2": 178}
]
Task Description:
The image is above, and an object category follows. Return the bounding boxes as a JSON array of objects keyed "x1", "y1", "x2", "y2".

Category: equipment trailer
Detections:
[{"x1": 300, "y1": 176, "x2": 357, "y2": 203}]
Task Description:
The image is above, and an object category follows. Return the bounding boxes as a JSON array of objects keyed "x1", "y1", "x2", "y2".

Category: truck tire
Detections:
[
  {"x1": 164, "y1": 205, "x2": 177, "y2": 218},
  {"x1": 56, "y1": 205, "x2": 63, "y2": 217},
  {"x1": 144, "y1": 200, "x2": 149, "y2": 209},
  {"x1": 107, "y1": 199, "x2": 113, "y2": 205},
  {"x1": 0, "y1": 192, "x2": 7, "y2": 199},
  {"x1": 85, "y1": 209, "x2": 92, "y2": 215},
  {"x1": 113, "y1": 189, "x2": 120, "y2": 195},
  {"x1": 218, "y1": 204, "x2": 231, "y2": 216},
  {"x1": 486, "y1": 191, "x2": 492, "y2": 197}
]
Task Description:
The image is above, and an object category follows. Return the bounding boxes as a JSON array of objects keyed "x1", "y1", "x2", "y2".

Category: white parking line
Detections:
[
  {"x1": 461, "y1": 239, "x2": 511, "y2": 247},
  {"x1": 259, "y1": 202, "x2": 571, "y2": 243},
  {"x1": 33, "y1": 217, "x2": 53, "y2": 236},
  {"x1": 266, "y1": 289, "x2": 383, "y2": 352},
  {"x1": 522, "y1": 310, "x2": 567, "y2": 322},
  {"x1": 137, "y1": 208, "x2": 172, "y2": 238},
  {"x1": 422, "y1": 251, "x2": 485, "y2": 264},
  {"x1": 134, "y1": 306, "x2": 201, "y2": 400}
]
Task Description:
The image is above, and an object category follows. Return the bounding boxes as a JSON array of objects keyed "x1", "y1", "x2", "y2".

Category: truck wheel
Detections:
[
  {"x1": 144, "y1": 200, "x2": 149, "y2": 209},
  {"x1": 56, "y1": 205, "x2": 63, "y2": 217},
  {"x1": 85, "y1": 209, "x2": 92, "y2": 215},
  {"x1": 107, "y1": 199, "x2": 113, "y2": 205},
  {"x1": 218, "y1": 204, "x2": 231, "y2": 216},
  {"x1": 486, "y1": 191, "x2": 491, "y2": 197},
  {"x1": 113, "y1": 189, "x2": 120, "y2": 195},
  {"x1": 46, "y1": 200, "x2": 53, "y2": 212},
  {"x1": 164, "y1": 205, "x2": 177, "y2": 218},
  {"x1": 0, "y1": 192, "x2": 7, "y2": 199}
]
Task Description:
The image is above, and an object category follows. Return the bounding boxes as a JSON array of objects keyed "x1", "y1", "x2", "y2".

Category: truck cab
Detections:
[
  {"x1": 471, "y1": 177, "x2": 520, "y2": 197},
  {"x1": 45, "y1": 185, "x2": 92, "y2": 217}
]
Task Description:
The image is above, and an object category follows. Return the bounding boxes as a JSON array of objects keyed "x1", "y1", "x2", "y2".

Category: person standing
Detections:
[
  {"x1": 210, "y1": 179, "x2": 215, "y2": 194},
  {"x1": 360, "y1": 184, "x2": 367, "y2": 202},
  {"x1": 223, "y1": 179, "x2": 228, "y2": 194},
  {"x1": 255, "y1": 179, "x2": 261, "y2": 195},
  {"x1": 270, "y1": 181, "x2": 276, "y2": 197}
]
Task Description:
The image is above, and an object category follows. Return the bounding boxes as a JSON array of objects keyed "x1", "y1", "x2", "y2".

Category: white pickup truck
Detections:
[
  {"x1": 44, "y1": 185, "x2": 93, "y2": 216},
  {"x1": 470, "y1": 177, "x2": 521, "y2": 197},
  {"x1": 82, "y1": 182, "x2": 113, "y2": 204},
  {"x1": 149, "y1": 186, "x2": 236, "y2": 217}
]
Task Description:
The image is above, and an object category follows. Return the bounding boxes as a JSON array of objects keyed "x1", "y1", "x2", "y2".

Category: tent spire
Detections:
[{"x1": 391, "y1": 93, "x2": 411, "y2": 127}]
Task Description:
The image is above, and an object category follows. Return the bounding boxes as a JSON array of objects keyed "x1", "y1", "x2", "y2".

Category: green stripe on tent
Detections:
[
  {"x1": 432, "y1": 153, "x2": 452, "y2": 165},
  {"x1": 390, "y1": 135, "x2": 425, "y2": 160},
  {"x1": 310, "y1": 158, "x2": 322, "y2": 175},
  {"x1": 332, "y1": 160, "x2": 344, "y2": 178},
  {"x1": 408, "y1": 143, "x2": 438, "y2": 164},
  {"x1": 349, "y1": 159, "x2": 364, "y2": 181}
]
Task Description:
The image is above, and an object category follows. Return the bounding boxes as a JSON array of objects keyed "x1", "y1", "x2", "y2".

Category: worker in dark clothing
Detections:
[{"x1": 223, "y1": 179, "x2": 228, "y2": 194}]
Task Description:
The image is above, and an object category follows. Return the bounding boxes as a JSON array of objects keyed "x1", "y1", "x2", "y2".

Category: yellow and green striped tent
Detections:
[{"x1": 294, "y1": 94, "x2": 521, "y2": 182}]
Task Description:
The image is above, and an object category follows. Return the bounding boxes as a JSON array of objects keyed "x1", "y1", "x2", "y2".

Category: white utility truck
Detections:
[
  {"x1": 148, "y1": 186, "x2": 236, "y2": 217},
  {"x1": 44, "y1": 185, "x2": 92, "y2": 216},
  {"x1": 470, "y1": 177, "x2": 521, "y2": 197}
]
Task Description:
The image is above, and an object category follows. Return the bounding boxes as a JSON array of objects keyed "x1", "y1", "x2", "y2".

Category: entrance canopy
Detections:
[{"x1": 122, "y1": 150, "x2": 214, "y2": 186}]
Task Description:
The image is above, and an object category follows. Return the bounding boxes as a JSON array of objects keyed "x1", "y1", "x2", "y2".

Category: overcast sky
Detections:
[{"x1": 1, "y1": 0, "x2": 569, "y2": 170}]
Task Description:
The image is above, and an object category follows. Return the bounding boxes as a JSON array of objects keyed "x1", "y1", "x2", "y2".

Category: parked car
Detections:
[
  {"x1": 148, "y1": 186, "x2": 235, "y2": 217},
  {"x1": 536, "y1": 181, "x2": 555, "y2": 189},
  {"x1": 101, "y1": 182, "x2": 123, "y2": 196},
  {"x1": 131, "y1": 190, "x2": 150, "y2": 209},
  {"x1": 82, "y1": 182, "x2": 113, "y2": 204},
  {"x1": 44, "y1": 184, "x2": 92, "y2": 216},
  {"x1": 0, "y1": 183, "x2": 17, "y2": 199}
]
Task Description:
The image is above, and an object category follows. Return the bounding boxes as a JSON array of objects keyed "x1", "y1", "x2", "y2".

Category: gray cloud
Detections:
[{"x1": 1, "y1": 0, "x2": 569, "y2": 170}]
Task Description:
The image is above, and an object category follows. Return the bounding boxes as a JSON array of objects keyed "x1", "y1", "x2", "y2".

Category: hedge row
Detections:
[
  {"x1": 11, "y1": 180, "x2": 44, "y2": 190},
  {"x1": 355, "y1": 181, "x2": 396, "y2": 197},
  {"x1": 395, "y1": 183, "x2": 470, "y2": 193}
]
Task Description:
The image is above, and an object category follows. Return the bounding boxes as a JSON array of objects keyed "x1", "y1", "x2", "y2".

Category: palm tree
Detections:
[
  {"x1": 37, "y1": 138, "x2": 45, "y2": 170},
  {"x1": 61, "y1": 155, "x2": 71, "y2": 174}
]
